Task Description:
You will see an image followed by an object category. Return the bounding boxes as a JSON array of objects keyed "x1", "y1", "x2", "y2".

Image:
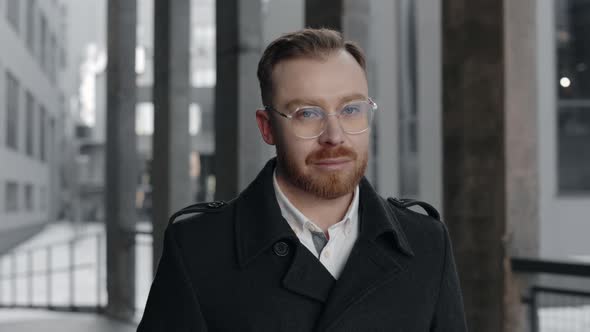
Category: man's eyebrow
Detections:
[
  {"x1": 283, "y1": 98, "x2": 322, "y2": 111},
  {"x1": 339, "y1": 93, "x2": 368, "y2": 104},
  {"x1": 283, "y1": 93, "x2": 368, "y2": 111}
]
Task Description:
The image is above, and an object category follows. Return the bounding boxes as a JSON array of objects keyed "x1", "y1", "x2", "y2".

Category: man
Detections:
[{"x1": 138, "y1": 28, "x2": 467, "y2": 331}]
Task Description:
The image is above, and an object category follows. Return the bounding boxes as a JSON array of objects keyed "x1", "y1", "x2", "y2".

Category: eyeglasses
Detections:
[{"x1": 265, "y1": 98, "x2": 378, "y2": 139}]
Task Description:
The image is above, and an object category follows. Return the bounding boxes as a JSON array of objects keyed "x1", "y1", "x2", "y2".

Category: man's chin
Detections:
[
  {"x1": 278, "y1": 152, "x2": 367, "y2": 199},
  {"x1": 302, "y1": 173, "x2": 359, "y2": 199}
]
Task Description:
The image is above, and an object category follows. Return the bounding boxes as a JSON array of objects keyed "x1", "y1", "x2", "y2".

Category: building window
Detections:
[
  {"x1": 136, "y1": 102, "x2": 154, "y2": 135},
  {"x1": 39, "y1": 105, "x2": 46, "y2": 162},
  {"x1": 6, "y1": 0, "x2": 20, "y2": 33},
  {"x1": 5, "y1": 71, "x2": 20, "y2": 150},
  {"x1": 26, "y1": 0, "x2": 36, "y2": 53},
  {"x1": 39, "y1": 186, "x2": 46, "y2": 211},
  {"x1": 25, "y1": 184, "x2": 34, "y2": 211},
  {"x1": 49, "y1": 33, "x2": 57, "y2": 81},
  {"x1": 556, "y1": 0, "x2": 590, "y2": 194},
  {"x1": 39, "y1": 13, "x2": 47, "y2": 72},
  {"x1": 49, "y1": 117, "x2": 55, "y2": 160},
  {"x1": 189, "y1": 103, "x2": 202, "y2": 136},
  {"x1": 60, "y1": 46, "x2": 67, "y2": 70},
  {"x1": 25, "y1": 90, "x2": 35, "y2": 156},
  {"x1": 5, "y1": 182, "x2": 19, "y2": 212}
]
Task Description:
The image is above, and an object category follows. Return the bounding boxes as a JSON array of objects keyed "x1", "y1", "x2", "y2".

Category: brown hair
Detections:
[{"x1": 257, "y1": 28, "x2": 366, "y2": 107}]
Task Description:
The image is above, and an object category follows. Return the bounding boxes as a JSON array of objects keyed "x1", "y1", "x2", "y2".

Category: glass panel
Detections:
[{"x1": 556, "y1": 0, "x2": 590, "y2": 194}]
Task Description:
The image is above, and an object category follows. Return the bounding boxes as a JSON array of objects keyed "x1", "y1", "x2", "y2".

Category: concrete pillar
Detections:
[
  {"x1": 396, "y1": 0, "x2": 418, "y2": 197},
  {"x1": 305, "y1": 0, "x2": 342, "y2": 30},
  {"x1": 215, "y1": 0, "x2": 271, "y2": 200},
  {"x1": 152, "y1": 0, "x2": 192, "y2": 269},
  {"x1": 416, "y1": 0, "x2": 442, "y2": 210},
  {"x1": 442, "y1": 1, "x2": 539, "y2": 331},
  {"x1": 105, "y1": 0, "x2": 137, "y2": 321},
  {"x1": 263, "y1": 0, "x2": 304, "y2": 44},
  {"x1": 369, "y1": 0, "x2": 399, "y2": 197},
  {"x1": 504, "y1": 1, "x2": 539, "y2": 330}
]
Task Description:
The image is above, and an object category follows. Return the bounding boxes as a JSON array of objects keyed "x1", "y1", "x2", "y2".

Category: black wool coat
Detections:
[{"x1": 137, "y1": 159, "x2": 468, "y2": 332}]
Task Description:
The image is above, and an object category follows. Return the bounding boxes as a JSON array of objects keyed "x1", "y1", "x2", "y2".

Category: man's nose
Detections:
[{"x1": 318, "y1": 115, "x2": 345, "y2": 145}]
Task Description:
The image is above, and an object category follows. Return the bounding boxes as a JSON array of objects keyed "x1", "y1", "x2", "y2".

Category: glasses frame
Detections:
[{"x1": 265, "y1": 98, "x2": 378, "y2": 139}]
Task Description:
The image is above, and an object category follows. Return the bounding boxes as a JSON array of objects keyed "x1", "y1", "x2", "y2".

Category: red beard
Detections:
[{"x1": 278, "y1": 145, "x2": 368, "y2": 199}]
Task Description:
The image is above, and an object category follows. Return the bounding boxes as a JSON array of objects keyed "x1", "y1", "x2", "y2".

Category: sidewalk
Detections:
[{"x1": 0, "y1": 309, "x2": 136, "y2": 332}]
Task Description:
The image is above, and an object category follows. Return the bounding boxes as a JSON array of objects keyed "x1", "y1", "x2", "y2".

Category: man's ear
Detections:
[{"x1": 255, "y1": 109, "x2": 275, "y2": 145}]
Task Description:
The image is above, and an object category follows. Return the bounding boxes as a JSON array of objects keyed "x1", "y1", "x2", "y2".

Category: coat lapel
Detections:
[
  {"x1": 315, "y1": 178, "x2": 415, "y2": 331},
  {"x1": 282, "y1": 242, "x2": 335, "y2": 302},
  {"x1": 234, "y1": 158, "x2": 335, "y2": 303}
]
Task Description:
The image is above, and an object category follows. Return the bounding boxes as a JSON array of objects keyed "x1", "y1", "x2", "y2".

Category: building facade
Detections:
[{"x1": 0, "y1": 0, "x2": 71, "y2": 248}]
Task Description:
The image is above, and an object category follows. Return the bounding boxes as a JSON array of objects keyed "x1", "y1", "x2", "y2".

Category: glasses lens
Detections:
[
  {"x1": 339, "y1": 101, "x2": 373, "y2": 133},
  {"x1": 291, "y1": 107, "x2": 325, "y2": 138}
]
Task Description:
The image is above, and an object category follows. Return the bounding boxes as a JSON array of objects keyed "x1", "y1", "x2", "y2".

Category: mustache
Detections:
[{"x1": 306, "y1": 146, "x2": 357, "y2": 164}]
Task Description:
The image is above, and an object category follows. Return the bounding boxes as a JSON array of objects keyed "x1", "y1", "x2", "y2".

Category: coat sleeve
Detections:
[
  {"x1": 137, "y1": 226, "x2": 208, "y2": 332},
  {"x1": 430, "y1": 223, "x2": 468, "y2": 331}
]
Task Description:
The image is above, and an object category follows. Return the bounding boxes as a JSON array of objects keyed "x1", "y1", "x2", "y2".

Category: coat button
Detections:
[{"x1": 273, "y1": 241, "x2": 290, "y2": 256}]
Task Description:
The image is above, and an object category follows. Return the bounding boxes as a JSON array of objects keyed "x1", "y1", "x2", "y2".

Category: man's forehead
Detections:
[{"x1": 271, "y1": 52, "x2": 368, "y2": 109}]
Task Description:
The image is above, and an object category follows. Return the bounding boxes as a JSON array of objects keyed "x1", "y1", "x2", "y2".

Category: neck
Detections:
[{"x1": 275, "y1": 167, "x2": 354, "y2": 232}]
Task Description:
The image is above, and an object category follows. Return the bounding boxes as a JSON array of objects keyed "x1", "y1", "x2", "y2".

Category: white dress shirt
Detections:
[{"x1": 273, "y1": 170, "x2": 359, "y2": 279}]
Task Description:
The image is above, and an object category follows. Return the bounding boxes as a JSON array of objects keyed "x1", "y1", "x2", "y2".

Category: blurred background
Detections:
[{"x1": 0, "y1": 0, "x2": 589, "y2": 331}]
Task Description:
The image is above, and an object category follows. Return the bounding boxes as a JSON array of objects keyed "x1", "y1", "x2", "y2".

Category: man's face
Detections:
[{"x1": 256, "y1": 50, "x2": 370, "y2": 199}]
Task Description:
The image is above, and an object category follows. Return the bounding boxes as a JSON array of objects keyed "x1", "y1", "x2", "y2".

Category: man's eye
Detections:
[
  {"x1": 342, "y1": 105, "x2": 361, "y2": 115},
  {"x1": 297, "y1": 109, "x2": 321, "y2": 119}
]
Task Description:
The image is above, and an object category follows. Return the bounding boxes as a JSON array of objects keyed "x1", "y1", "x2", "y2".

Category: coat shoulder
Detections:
[
  {"x1": 386, "y1": 197, "x2": 442, "y2": 230},
  {"x1": 166, "y1": 199, "x2": 236, "y2": 258},
  {"x1": 166, "y1": 199, "x2": 236, "y2": 246},
  {"x1": 385, "y1": 197, "x2": 446, "y2": 252},
  {"x1": 168, "y1": 200, "x2": 233, "y2": 225},
  {"x1": 387, "y1": 197, "x2": 441, "y2": 221}
]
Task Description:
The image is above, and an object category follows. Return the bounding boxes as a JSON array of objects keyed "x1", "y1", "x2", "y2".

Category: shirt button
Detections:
[
  {"x1": 273, "y1": 241, "x2": 290, "y2": 256},
  {"x1": 323, "y1": 250, "x2": 330, "y2": 258}
]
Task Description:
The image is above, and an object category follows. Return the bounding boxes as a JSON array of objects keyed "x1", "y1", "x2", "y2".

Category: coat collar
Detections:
[
  {"x1": 235, "y1": 158, "x2": 414, "y2": 269},
  {"x1": 357, "y1": 177, "x2": 415, "y2": 257},
  {"x1": 234, "y1": 158, "x2": 298, "y2": 269}
]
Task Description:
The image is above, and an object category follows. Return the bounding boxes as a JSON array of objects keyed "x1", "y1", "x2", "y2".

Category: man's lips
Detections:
[{"x1": 313, "y1": 158, "x2": 352, "y2": 165}]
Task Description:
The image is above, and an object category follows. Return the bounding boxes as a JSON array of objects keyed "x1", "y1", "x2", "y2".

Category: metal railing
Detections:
[
  {"x1": 0, "y1": 232, "x2": 105, "y2": 312},
  {"x1": 0, "y1": 227, "x2": 154, "y2": 314},
  {"x1": 512, "y1": 257, "x2": 590, "y2": 332}
]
